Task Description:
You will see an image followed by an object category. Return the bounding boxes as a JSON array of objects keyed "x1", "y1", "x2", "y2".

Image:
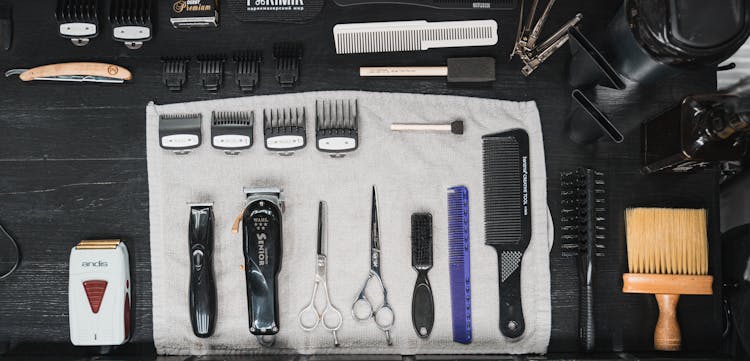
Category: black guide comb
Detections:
[
  {"x1": 211, "y1": 111, "x2": 254, "y2": 155},
  {"x1": 234, "y1": 50, "x2": 262, "y2": 93},
  {"x1": 159, "y1": 113, "x2": 202, "y2": 154},
  {"x1": 315, "y1": 99, "x2": 359, "y2": 157},
  {"x1": 482, "y1": 128, "x2": 531, "y2": 339},
  {"x1": 197, "y1": 54, "x2": 226, "y2": 93},
  {"x1": 560, "y1": 167, "x2": 606, "y2": 352},
  {"x1": 109, "y1": 0, "x2": 153, "y2": 50},
  {"x1": 273, "y1": 42, "x2": 302, "y2": 88},
  {"x1": 55, "y1": 0, "x2": 99, "y2": 46},
  {"x1": 161, "y1": 56, "x2": 189, "y2": 92},
  {"x1": 263, "y1": 107, "x2": 306, "y2": 155}
]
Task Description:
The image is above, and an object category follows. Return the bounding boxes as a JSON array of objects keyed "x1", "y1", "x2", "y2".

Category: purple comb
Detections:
[{"x1": 448, "y1": 185, "x2": 472, "y2": 344}]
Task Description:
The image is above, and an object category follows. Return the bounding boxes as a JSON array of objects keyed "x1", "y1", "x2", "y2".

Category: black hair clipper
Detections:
[
  {"x1": 234, "y1": 187, "x2": 283, "y2": 347},
  {"x1": 188, "y1": 203, "x2": 216, "y2": 338}
]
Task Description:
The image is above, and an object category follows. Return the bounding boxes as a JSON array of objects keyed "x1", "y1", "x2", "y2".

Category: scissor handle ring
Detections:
[
  {"x1": 298, "y1": 302, "x2": 321, "y2": 331},
  {"x1": 352, "y1": 295, "x2": 373, "y2": 321},
  {"x1": 373, "y1": 302, "x2": 395, "y2": 331},
  {"x1": 321, "y1": 305, "x2": 344, "y2": 331}
]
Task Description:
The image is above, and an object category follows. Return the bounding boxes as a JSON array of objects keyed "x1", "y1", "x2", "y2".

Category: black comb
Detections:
[
  {"x1": 315, "y1": 99, "x2": 359, "y2": 157},
  {"x1": 197, "y1": 54, "x2": 226, "y2": 92},
  {"x1": 109, "y1": 0, "x2": 153, "y2": 50},
  {"x1": 161, "y1": 56, "x2": 189, "y2": 92},
  {"x1": 55, "y1": 0, "x2": 99, "y2": 46},
  {"x1": 482, "y1": 128, "x2": 531, "y2": 339},
  {"x1": 411, "y1": 213, "x2": 434, "y2": 338},
  {"x1": 263, "y1": 107, "x2": 306, "y2": 155},
  {"x1": 560, "y1": 168, "x2": 606, "y2": 352},
  {"x1": 273, "y1": 42, "x2": 302, "y2": 88},
  {"x1": 333, "y1": 0, "x2": 516, "y2": 10},
  {"x1": 234, "y1": 50, "x2": 262, "y2": 93},
  {"x1": 211, "y1": 111, "x2": 254, "y2": 154}
]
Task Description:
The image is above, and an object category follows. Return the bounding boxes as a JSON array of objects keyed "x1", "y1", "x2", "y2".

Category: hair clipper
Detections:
[
  {"x1": 188, "y1": 203, "x2": 217, "y2": 338},
  {"x1": 235, "y1": 187, "x2": 283, "y2": 346}
]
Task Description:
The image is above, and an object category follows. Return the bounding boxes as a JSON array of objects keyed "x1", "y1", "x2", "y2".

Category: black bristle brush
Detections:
[
  {"x1": 411, "y1": 213, "x2": 434, "y2": 338},
  {"x1": 560, "y1": 167, "x2": 606, "y2": 352}
]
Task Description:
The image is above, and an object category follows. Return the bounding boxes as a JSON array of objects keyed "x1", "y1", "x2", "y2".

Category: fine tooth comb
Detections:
[
  {"x1": 273, "y1": 42, "x2": 302, "y2": 88},
  {"x1": 411, "y1": 213, "x2": 434, "y2": 338},
  {"x1": 560, "y1": 168, "x2": 606, "y2": 352},
  {"x1": 315, "y1": 99, "x2": 359, "y2": 157},
  {"x1": 159, "y1": 113, "x2": 202, "y2": 154},
  {"x1": 333, "y1": 0, "x2": 517, "y2": 10},
  {"x1": 482, "y1": 128, "x2": 531, "y2": 339},
  {"x1": 56, "y1": 0, "x2": 99, "y2": 46},
  {"x1": 234, "y1": 50, "x2": 262, "y2": 93},
  {"x1": 623, "y1": 208, "x2": 712, "y2": 351},
  {"x1": 263, "y1": 107, "x2": 307, "y2": 155},
  {"x1": 448, "y1": 185, "x2": 472, "y2": 344},
  {"x1": 333, "y1": 20, "x2": 498, "y2": 54},
  {"x1": 211, "y1": 111, "x2": 254, "y2": 155},
  {"x1": 109, "y1": 0, "x2": 153, "y2": 50}
]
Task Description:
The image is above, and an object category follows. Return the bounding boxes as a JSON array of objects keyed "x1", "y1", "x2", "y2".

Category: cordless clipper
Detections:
[
  {"x1": 188, "y1": 203, "x2": 216, "y2": 338},
  {"x1": 235, "y1": 187, "x2": 283, "y2": 347}
]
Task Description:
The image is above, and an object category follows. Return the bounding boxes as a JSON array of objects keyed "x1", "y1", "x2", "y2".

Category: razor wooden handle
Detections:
[{"x1": 19, "y1": 62, "x2": 132, "y2": 81}]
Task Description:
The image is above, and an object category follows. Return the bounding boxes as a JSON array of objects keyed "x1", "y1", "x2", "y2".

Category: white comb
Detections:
[{"x1": 333, "y1": 20, "x2": 499, "y2": 54}]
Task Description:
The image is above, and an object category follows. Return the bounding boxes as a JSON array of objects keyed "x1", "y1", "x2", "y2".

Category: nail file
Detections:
[
  {"x1": 211, "y1": 111, "x2": 254, "y2": 154},
  {"x1": 68, "y1": 239, "x2": 131, "y2": 346},
  {"x1": 333, "y1": 0, "x2": 517, "y2": 10},
  {"x1": 189, "y1": 203, "x2": 216, "y2": 338},
  {"x1": 333, "y1": 20, "x2": 498, "y2": 54},
  {"x1": 448, "y1": 185, "x2": 472, "y2": 344},
  {"x1": 482, "y1": 129, "x2": 531, "y2": 339},
  {"x1": 411, "y1": 213, "x2": 434, "y2": 338}
]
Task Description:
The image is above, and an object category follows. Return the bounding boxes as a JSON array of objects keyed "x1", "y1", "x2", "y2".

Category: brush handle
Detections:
[
  {"x1": 412, "y1": 270, "x2": 434, "y2": 338},
  {"x1": 654, "y1": 294, "x2": 681, "y2": 351},
  {"x1": 580, "y1": 284, "x2": 594, "y2": 351},
  {"x1": 498, "y1": 251, "x2": 525, "y2": 338}
]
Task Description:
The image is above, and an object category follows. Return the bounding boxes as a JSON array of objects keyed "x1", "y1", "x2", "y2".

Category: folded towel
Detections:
[{"x1": 147, "y1": 91, "x2": 552, "y2": 355}]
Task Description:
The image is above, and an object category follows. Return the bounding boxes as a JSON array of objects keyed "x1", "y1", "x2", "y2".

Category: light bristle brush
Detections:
[
  {"x1": 623, "y1": 208, "x2": 713, "y2": 351},
  {"x1": 560, "y1": 168, "x2": 606, "y2": 352}
]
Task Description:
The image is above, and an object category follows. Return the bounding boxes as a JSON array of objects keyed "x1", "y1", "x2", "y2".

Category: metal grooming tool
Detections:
[
  {"x1": 197, "y1": 54, "x2": 226, "y2": 92},
  {"x1": 236, "y1": 187, "x2": 284, "y2": 347},
  {"x1": 4, "y1": 62, "x2": 132, "y2": 83},
  {"x1": 510, "y1": 0, "x2": 582, "y2": 76},
  {"x1": 352, "y1": 187, "x2": 395, "y2": 345},
  {"x1": 211, "y1": 111, "x2": 254, "y2": 155},
  {"x1": 273, "y1": 42, "x2": 302, "y2": 88},
  {"x1": 55, "y1": 0, "x2": 99, "y2": 46},
  {"x1": 109, "y1": 0, "x2": 153, "y2": 50},
  {"x1": 315, "y1": 99, "x2": 359, "y2": 157},
  {"x1": 560, "y1": 168, "x2": 606, "y2": 352},
  {"x1": 263, "y1": 107, "x2": 307, "y2": 155},
  {"x1": 298, "y1": 201, "x2": 344, "y2": 347},
  {"x1": 234, "y1": 51, "x2": 262, "y2": 93},
  {"x1": 161, "y1": 57, "x2": 189, "y2": 92},
  {"x1": 158, "y1": 113, "x2": 202, "y2": 154}
]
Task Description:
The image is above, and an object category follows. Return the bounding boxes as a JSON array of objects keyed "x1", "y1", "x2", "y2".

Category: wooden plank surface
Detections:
[{"x1": 0, "y1": 0, "x2": 724, "y2": 356}]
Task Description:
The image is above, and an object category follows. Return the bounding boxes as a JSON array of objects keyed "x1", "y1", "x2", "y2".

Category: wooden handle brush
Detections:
[{"x1": 623, "y1": 208, "x2": 713, "y2": 351}]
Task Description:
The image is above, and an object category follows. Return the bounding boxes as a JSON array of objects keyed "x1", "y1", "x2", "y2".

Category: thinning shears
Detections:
[
  {"x1": 352, "y1": 186, "x2": 395, "y2": 345},
  {"x1": 298, "y1": 201, "x2": 343, "y2": 346}
]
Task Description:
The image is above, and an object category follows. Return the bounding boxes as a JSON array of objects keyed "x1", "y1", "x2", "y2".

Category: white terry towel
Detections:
[{"x1": 147, "y1": 91, "x2": 553, "y2": 355}]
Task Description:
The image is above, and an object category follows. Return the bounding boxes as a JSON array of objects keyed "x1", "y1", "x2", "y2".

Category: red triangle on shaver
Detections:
[{"x1": 83, "y1": 280, "x2": 108, "y2": 314}]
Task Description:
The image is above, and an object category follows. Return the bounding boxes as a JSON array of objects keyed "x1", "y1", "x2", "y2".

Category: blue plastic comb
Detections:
[{"x1": 448, "y1": 185, "x2": 472, "y2": 344}]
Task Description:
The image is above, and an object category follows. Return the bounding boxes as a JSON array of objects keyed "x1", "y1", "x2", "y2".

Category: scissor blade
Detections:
[
  {"x1": 317, "y1": 201, "x2": 325, "y2": 255},
  {"x1": 371, "y1": 186, "x2": 380, "y2": 250}
]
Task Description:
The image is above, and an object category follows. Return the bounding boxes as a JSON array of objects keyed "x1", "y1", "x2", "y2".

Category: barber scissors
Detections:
[
  {"x1": 352, "y1": 186, "x2": 395, "y2": 345},
  {"x1": 298, "y1": 201, "x2": 343, "y2": 346}
]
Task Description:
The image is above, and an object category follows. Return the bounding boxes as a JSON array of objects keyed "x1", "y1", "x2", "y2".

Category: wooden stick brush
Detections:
[{"x1": 623, "y1": 208, "x2": 713, "y2": 351}]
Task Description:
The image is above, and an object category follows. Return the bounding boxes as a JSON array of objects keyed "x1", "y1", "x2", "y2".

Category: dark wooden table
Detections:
[{"x1": 0, "y1": 0, "x2": 726, "y2": 358}]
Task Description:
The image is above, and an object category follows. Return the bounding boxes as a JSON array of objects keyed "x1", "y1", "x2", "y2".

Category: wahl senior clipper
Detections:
[{"x1": 233, "y1": 187, "x2": 283, "y2": 346}]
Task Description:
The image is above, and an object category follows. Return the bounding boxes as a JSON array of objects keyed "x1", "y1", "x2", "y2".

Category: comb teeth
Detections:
[
  {"x1": 447, "y1": 185, "x2": 472, "y2": 344},
  {"x1": 333, "y1": 20, "x2": 498, "y2": 54},
  {"x1": 482, "y1": 135, "x2": 522, "y2": 243},
  {"x1": 263, "y1": 107, "x2": 306, "y2": 131},
  {"x1": 212, "y1": 111, "x2": 253, "y2": 127},
  {"x1": 625, "y1": 208, "x2": 708, "y2": 275},
  {"x1": 560, "y1": 168, "x2": 606, "y2": 258},
  {"x1": 159, "y1": 113, "x2": 201, "y2": 122},
  {"x1": 56, "y1": 0, "x2": 98, "y2": 23},
  {"x1": 315, "y1": 99, "x2": 358, "y2": 131},
  {"x1": 447, "y1": 186, "x2": 470, "y2": 264},
  {"x1": 109, "y1": 0, "x2": 152, "y2": 26},
  {"x1": 234, "y1": 50, "x2": 262, "y2": 93},
  {"x1": 273, "y1": 42, "x2": 303, "y2": 87},
  {"x1": 411, "y1": 213, "x2": 433, "y2": 270}
]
